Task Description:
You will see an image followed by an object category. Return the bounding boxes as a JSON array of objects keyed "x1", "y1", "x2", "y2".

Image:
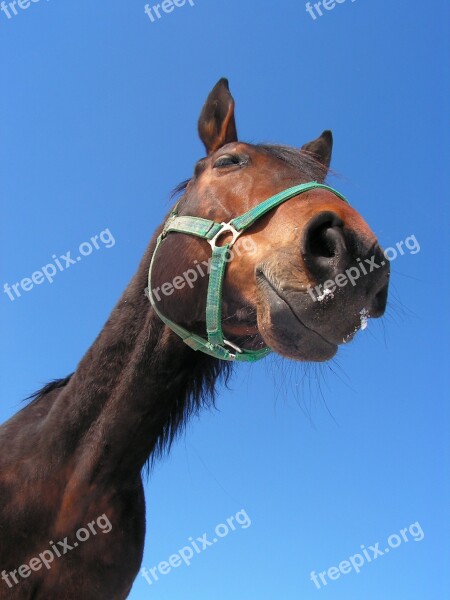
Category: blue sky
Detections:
[{"x1": 0, "y1": 0, "x2": 448, "y2": 598}]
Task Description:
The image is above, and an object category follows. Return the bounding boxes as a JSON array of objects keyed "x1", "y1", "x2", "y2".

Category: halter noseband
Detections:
[{"x1": 146, "y1": 181, "x2": 350, "y2": 362}]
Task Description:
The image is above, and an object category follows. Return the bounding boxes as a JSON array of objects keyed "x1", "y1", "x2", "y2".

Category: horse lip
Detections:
[{"x1": 256, "y1": 270, "x2": 337, "y2": 351}]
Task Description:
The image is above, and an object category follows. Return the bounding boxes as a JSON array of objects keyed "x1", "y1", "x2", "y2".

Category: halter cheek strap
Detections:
[{"x1": 146, "y1": 181, "x2": 350, "y2": 362}]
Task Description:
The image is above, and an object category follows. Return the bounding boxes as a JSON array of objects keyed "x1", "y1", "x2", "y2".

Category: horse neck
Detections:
[{"x1": 46, "y1": 235, "x2": 228, "y2": 484}]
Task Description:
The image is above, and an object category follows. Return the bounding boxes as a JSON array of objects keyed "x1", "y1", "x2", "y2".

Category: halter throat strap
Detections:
[{"x1": 146, "y1": 181, "x2": 349, "y2": 362}]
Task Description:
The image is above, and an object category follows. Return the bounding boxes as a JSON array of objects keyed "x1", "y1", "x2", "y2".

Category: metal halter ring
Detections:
[{"x1": 208, "y1": 222, "x2": 242, "y2": 250}]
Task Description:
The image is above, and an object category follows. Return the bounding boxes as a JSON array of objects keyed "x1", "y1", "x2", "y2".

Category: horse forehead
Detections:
[
  {"x1": 194, "y1": 146, "x2": 294, "y2": 198},
  {"x1": 209, "y1": 141, "x2": 256, "y2": 155},
  {"x1": 207, "y1": 142, "x2": 286, "y2": 166}
]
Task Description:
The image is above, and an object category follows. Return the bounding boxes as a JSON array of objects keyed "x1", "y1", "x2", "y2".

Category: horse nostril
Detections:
[
  {"x1": 304, "y1": 212, "x2": 347, "y2": 275},
  {"x1": 309, "y1": 224, "x2": 344, "y2": 258},
  {"x1": 369, "y1": 281, "x2": 389, "y2": 317}
]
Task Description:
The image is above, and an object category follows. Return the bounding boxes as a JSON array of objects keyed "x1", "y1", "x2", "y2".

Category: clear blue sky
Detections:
[{"x1": 0, "y1": 1, "x2": 448, "y2": 598}]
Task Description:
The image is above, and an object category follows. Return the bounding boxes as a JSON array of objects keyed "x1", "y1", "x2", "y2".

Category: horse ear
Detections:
[
  {"x1": 301, "y1": 130, "x2": 333, "y2": 169},
  {"x1": 198, "y1": 78, "x2": 238, "y2": 155}
]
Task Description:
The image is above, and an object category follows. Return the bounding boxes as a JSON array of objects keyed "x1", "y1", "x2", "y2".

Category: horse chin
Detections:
[{"x1": 256, "y1": 274, "x2": 338, "y2": 362}]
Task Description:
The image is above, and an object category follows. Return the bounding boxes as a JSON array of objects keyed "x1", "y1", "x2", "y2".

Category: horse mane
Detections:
[
  {"x1": 150, "y1": 355, "x2": 233, "y2": 462},
  {"x1": 25, "y1": 361, "x2": 233, "y2": 464},
  {"x1": 26, "y1": 374, "x2": 74, "y2": 405},
  {"x1": 257, "y1": 144, "x2": 330, "y2": 181},
  {"x1": 171, "y1": 179, "x2": 191, "y2": 199}
]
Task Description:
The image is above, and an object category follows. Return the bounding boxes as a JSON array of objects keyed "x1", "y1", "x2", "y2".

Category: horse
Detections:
[{"x1": 0, "y1": 78, "x2": 389, "y2": 599}]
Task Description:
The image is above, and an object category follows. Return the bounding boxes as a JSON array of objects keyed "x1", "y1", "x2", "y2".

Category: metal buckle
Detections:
[
  {"x1": 223, "y1": 338, "x2": 243, "y2": 355},
  {"x1": 161, "y1": 213, "x2": 177, "y2": 238},
  {"x1": 208, "y1": 222, "x2": 242, "y2": 250}
]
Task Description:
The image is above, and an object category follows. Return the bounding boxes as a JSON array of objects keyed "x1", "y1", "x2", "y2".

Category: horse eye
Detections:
[{"x1": 213, "y1": 154, "x2": 242, "y2": 168}]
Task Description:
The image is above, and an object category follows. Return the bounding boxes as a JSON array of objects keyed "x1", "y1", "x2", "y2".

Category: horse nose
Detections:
[
  {"x1": 369, "y1": 279, "x2": 389, "y2": 317},
  {"x1": 303, "y1": 212, "x2": 390, "y2": 314},
  {"x1": 303, "y1": 212, "x2": 348, "y2": 278},
  {"x1": 366, "y1": 246, "x2": 390, "y2": 317}
]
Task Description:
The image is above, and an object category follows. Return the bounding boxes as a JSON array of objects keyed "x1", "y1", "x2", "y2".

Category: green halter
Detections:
[{"x1": 146, "y1": 181, "x2": 349, "y2": 362}]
